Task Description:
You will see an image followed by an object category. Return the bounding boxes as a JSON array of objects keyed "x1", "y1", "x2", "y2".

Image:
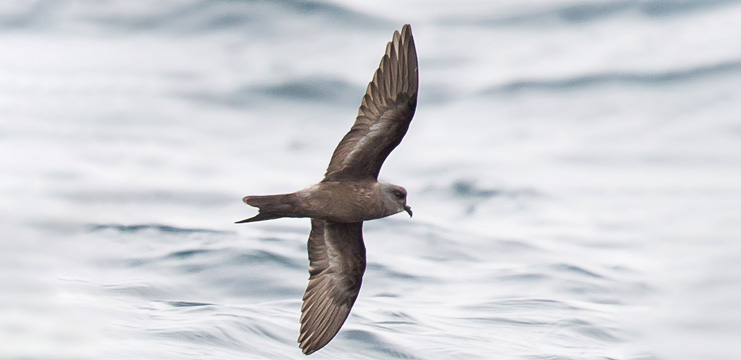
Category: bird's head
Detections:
[{"x1": 381, "y1": 184, "x2": 412, "y2": 218}]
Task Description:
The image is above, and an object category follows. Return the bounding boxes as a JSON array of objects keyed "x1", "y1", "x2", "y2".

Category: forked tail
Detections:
[{"x1": 236, "y1": 193, "x2": 298, "y2": 224}]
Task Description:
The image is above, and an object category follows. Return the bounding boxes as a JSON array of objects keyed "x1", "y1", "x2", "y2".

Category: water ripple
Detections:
[
  {"x1": 177, "y1": 76, "x2": 361, "y2": 108},
  {"x1": 79, "y1": 0, "x2": 385, "y2": 33},
  {"x1": 555, "y1": 319, "x2": 623, "y2": 342},
  {"x1": 88, "y1": 223, "x2": 227, "y2": 234},
  {"x1": 484, "y1": 60, "x2": 741, "y2": 93},
  {"x1": 550, "y1": 263, "x2": 606, "y2": 280},
  {"x1": 442, "y1": 0, "x2": 741, "y2": 27}
]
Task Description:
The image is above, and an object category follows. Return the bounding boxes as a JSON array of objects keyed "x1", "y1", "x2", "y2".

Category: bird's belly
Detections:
[
  {"x1": 305, "y1": 194, "x2": 384, "y2": 223},
  {"x1": 318, "y1": 199, "x2": 386, "y2": 223},
  {"x1": 297, "y1": 181, "x2": 386, "y2": 223}
]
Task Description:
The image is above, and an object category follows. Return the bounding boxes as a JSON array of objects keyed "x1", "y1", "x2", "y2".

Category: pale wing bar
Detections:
[{"x1": 323, "y1": 24, "x2": 418, "y2": 181}]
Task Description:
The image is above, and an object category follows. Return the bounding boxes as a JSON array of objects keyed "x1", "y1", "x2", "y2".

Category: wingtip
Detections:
[
  {"x1": 298, "y1": 330, "x2": 321, "y2": 355},
  {"x1": 401, "y1": 23, "x2": 412, "y2": 34},
  {"x1": 322, "y1": 23, "x2": 418, "y2": 181},
  {"x1": 300, "y1": 344, "x2": 316, "y2": 355}
]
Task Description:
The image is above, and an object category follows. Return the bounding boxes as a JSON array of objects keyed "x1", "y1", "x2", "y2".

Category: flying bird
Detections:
[{"x1": 237, "y1": 24, "x2": 418, "y2": 355}]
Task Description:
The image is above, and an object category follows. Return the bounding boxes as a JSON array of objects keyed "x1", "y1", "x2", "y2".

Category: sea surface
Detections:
[{"x1": 2, "y1": 1, "x2": 741, "y2": 359}]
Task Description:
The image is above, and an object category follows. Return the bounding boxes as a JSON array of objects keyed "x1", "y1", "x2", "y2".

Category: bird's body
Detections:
[
  {"x1": 239, "y1": 181, "x2": 410, "y2": 224},
  {"x1": 237, "y1": 24, "x2": 418, "y2": 355}
]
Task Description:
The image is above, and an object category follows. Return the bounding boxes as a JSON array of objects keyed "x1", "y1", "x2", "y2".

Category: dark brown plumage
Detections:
[
  {"x1": 324, "y1": 25, "x2": 418, "y2": 182},
  {"x1": 298, "y1": 219, "x2": 365, "y2": 354},
  {"x1": 237, "y1": 24, "x2": 418, "y2": 355}
]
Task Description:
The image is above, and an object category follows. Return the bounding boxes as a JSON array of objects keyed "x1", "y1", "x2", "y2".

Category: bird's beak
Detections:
[{"x1": 404, "y1": 205, "x2": 413, "y2": 218}]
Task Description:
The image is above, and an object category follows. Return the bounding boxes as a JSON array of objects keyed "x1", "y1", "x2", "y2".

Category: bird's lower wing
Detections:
[{"x1": 299, "y1": 219, "x2": 366, "y2": 354}]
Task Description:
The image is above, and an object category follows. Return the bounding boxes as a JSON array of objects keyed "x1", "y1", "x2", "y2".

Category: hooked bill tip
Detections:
[{"x1": 404, "y1": 205, "x2": 413, "y2": 218}]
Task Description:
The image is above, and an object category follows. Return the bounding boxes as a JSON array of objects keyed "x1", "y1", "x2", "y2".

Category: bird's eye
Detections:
[{"x1": 393, "y1": 190, "x2": 405, "y2": 199}]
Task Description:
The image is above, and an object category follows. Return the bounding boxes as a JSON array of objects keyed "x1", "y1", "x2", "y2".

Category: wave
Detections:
[
  {"x1": 88, "y1": 223, "x2": 227, "y2": 234},
  {"x1": 0, "y1": 0, "x2": 387, "y2": 32},
  {"x1": 441, "y1": 0, "x2": 741, "y2": 27},
  {"x1": 483, "y1": 59, "x2": 741, "y2": 94},
  {"x1": 450, "y1": 180, "x2": 540, "y2": 199},
  {"x1": 178, "y1": 76, "x2": 361, "y2": 108}
]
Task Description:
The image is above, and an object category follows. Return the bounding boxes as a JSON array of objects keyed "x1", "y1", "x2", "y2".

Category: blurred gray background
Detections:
[{"x1": 2, "y1": 1, "x2": 740, "y2": 359}]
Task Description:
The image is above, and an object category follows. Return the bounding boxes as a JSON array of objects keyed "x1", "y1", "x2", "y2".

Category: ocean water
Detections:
[{"x1": 2, "y1": 1, "x2": 741, "y2": 359}]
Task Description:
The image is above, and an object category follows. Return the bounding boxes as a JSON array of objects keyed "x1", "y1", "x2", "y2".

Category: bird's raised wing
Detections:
[
  {"x1": 298, "y1": 219, "x2": 366, "y2": 354},
  {"x1": 323, "y1": 24, "x2": 418, "y2": 182}
]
